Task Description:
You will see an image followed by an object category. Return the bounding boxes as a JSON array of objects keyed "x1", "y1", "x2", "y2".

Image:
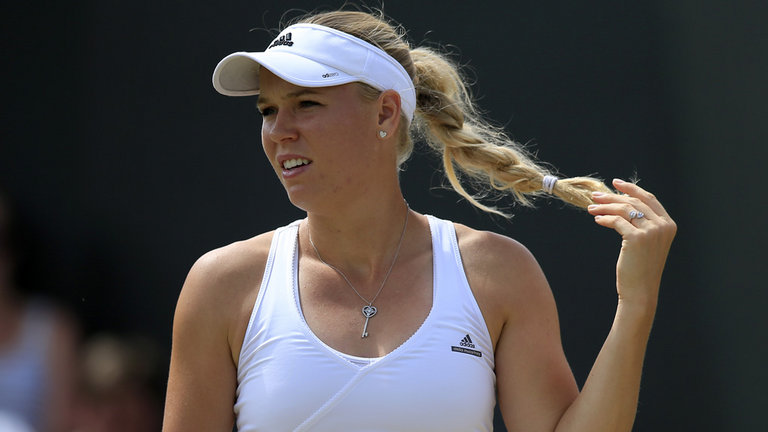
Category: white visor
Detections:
[{"x1": 212, "y1": 23, "x2": 417, "y2": 121}]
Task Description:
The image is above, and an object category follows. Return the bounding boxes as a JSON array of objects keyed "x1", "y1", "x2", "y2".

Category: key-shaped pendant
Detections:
[{"x1": 361, "y1": 305, "x2": 377, "y2": 338}]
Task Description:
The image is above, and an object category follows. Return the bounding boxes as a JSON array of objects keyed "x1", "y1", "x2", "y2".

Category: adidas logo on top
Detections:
[
  {"x1": 459, "y1": 334, "x2": 476, "y2": 349},
  {"x1": 451, "y1": 334, "x2": 481, "y2": 358}
]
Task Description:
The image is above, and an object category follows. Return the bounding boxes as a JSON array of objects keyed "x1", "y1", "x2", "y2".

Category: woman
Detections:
[{"x1": 163, "y1": 9, "x2": 676, "y2": 432}]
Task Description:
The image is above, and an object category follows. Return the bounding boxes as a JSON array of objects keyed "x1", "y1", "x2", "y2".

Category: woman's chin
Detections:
[{"x1": 283, "y1": 188, "x2": 312, "y2": 212}]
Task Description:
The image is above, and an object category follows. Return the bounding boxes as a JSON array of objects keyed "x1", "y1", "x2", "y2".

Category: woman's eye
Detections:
[
  {"x1": 258, "y1": 107, "x2": 275, "y2": 116},
  {"x1": 299, "y1": 100, "x2": 320, "y2": 108}
]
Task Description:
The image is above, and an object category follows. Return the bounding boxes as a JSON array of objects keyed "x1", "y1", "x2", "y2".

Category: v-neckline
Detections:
[{"x1": 291, "y1": 215, "x2": 439, "y2": 370}]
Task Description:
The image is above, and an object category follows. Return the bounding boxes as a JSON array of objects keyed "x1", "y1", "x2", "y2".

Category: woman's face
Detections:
[{"x1": 257, "y1": 69, "x2": 389, "y2": 212}]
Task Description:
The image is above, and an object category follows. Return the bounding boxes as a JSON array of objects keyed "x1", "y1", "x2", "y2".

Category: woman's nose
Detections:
[{"x1": 266, "y1": 110, "x2": 299, "y2": 143}]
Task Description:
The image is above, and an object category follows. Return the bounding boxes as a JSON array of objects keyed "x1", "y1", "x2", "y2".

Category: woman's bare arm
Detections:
[
  {"x1": 472, "y1": 180, "x2": 675, "y2": 432},
  {"x1": 163, "y1": 234, "x2": 272, "y2": 432},
  {"x1": 470, "y1": 233, "x2": 579, "y2": 432},
  {"x1": 553, "y1": 179, "x2": 676, "y2": 432}
]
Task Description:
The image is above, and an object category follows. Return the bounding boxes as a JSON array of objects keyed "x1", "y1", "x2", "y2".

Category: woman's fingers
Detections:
[
  {"x1": 611, "y1": 178, "x2": 671, "y2": 219},
  {"x1": 589, "y1": 179, "x2": 674, "y2": 226},
  {"x1": 588, "y1": 179, "x2": 676, "y2": 237},
  {"x1": 589, "y1": 197, "x2": 653, "y2": 232},
  {"x1": 587, "y1": 179, "x2": 677, "y2": 306},
  {"x1": 591, "y1": 213, "x2": 638, "y2": 237},
  {"x1": 588, "y1": 201, "x2": 652, "y2": 225}
]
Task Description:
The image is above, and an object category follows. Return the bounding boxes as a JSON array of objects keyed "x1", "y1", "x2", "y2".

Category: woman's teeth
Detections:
[{"x1": 282, "y1": 158, "x2": 310, "y2": 169}]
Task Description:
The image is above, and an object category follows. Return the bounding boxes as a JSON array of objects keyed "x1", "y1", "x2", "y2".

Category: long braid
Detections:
[
  {"x1": 411, "y1": 47, "x2": 613, "y2": 214},
  {"x1": 296, "y1": 10, "x2": 615, "y2": 216}
]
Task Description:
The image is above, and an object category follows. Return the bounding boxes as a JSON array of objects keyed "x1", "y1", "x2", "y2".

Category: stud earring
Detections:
[{"x1": 378, "y1": 130, "x2": 388, "y2": 138}]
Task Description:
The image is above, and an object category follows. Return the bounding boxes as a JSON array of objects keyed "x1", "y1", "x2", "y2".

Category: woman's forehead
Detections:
[
  {"x1": 258, "y1": 69, "x2": 355, "y2": 102},
  {"x1": 258, "y1": 67, "x2": 302, "y2": 93}
]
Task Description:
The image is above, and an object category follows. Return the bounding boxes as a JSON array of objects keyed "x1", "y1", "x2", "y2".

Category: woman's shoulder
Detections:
[
  {"x1": 173, "y1": 230, "x2": 281, "y2": 362},
  {"x1": 452, "y1": 222, "x2": 552, "y2": 336},
  {"x1": 176, "y1": 231, "x2": 276, "y2": 326},
  {"x1": 452, "y1": 222, "x2": 541, "y2": 276},
  {"x1": 191, "y1": 230, "x2": 276, "y2": 284}
]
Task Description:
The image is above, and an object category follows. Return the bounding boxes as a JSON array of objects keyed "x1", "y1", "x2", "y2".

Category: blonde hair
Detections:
[{"x1": 290, "y1": 10, "x2": 614, "y2": 215}]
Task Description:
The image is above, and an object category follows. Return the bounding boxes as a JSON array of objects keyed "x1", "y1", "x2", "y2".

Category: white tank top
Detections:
[{"x1": 235, "y1": 215, "x2": 496, "y2": 431}]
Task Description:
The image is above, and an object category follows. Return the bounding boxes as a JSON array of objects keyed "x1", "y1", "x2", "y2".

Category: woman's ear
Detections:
[{"x1": 377, "y1": 90, "x2": 402, "y2": 135}]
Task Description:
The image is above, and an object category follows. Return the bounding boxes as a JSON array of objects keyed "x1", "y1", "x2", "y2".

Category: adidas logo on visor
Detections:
[{"x1": 268, "y1": 32, "x2": 293, "y2": 49}]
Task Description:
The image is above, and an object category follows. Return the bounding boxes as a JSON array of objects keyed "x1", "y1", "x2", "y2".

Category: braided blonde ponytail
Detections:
[
  {"x1": 410, "y1": 47, "x2": 613, "y2": 214},
  {"x1": 294, "y1": 10, "x2": 614, "y2": 216}
]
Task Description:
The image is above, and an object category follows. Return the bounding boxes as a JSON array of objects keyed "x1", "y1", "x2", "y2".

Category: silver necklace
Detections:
[{"x1": 308, "y1": 203, "x2": 410, "y2": 339}]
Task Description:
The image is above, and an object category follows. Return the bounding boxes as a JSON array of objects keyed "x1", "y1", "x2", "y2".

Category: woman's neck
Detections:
[{"x1": 303, "y1": 193, "x2": 411, "y2": 282}]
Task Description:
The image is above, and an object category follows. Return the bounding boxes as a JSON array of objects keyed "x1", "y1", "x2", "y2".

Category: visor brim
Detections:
[{"x1": 212, "y1": 51, "x2": 358, "y2": 96}]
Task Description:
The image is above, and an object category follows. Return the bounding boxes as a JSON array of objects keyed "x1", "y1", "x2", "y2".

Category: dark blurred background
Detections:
[{"x1": 2, "y1": 0, "x2": 766, "y2": 430}]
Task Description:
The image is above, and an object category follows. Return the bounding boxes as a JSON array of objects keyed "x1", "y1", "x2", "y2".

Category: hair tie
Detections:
[{"x1": 542, "y1": 175, "x2": 558, "y2": 194}]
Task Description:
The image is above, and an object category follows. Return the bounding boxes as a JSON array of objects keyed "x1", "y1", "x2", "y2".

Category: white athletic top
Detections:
[{"x1": 235, "y1": 215, "x2": 496, "y2": 431}]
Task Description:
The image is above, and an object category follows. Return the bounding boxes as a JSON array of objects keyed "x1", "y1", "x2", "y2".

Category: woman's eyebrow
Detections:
[{"x1": 257, "y1": 89, "x2": 322, "y2": 105}]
